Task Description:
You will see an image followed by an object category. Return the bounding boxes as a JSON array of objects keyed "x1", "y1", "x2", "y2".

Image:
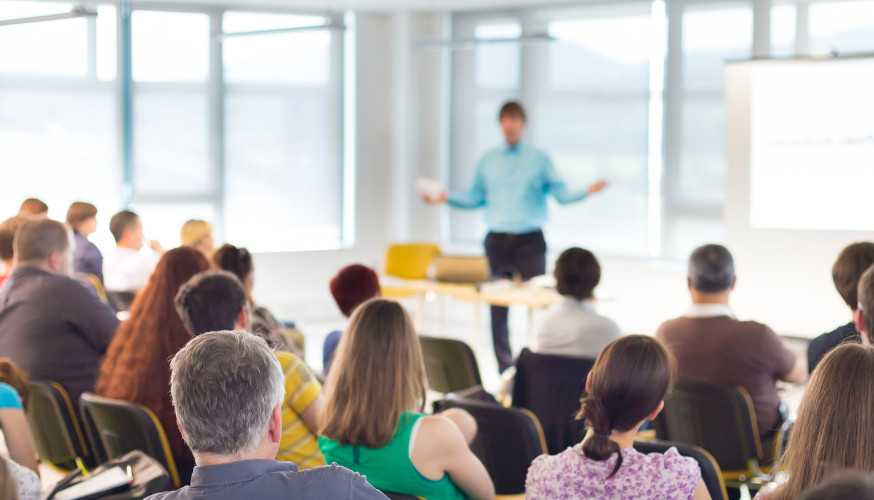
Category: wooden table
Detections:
[{"x1": 381, "y1": 278, "x2": 562, "y2": 355}]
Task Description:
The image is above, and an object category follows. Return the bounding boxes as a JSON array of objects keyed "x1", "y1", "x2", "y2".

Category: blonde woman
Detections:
[
  {"x1": 758, "y1": 342, "x2": 874, "y2": 500},
  {"x1": 180, "y1": 220, "x2": 214, "y2": 261},
  {"x1": 319, "y1": 299, "x2": 495, "y2": 500}
]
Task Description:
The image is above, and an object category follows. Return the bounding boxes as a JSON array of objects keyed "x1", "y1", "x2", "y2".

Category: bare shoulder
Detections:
[{"x1": 416, "y1": 416, "x2": 467, "y2": 453}]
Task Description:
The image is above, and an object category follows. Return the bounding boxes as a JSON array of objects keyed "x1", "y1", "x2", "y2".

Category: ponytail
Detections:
[
  {"x1": 573, "y1": 335, "x2": 676, "y2": 480},
  {"x1": 580, "y1": 397, "x2": 623, "y2": 478}
]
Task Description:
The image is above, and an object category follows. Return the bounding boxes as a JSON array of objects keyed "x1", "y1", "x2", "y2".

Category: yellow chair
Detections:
[{"x1": 381, "y1": 243, "x2": 441, "y2": 298}]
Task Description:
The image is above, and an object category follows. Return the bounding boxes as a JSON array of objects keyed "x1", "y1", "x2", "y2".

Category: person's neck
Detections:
[
  {"x1": 16, "y1": 261, "x2": 55, "y2": 274},
  {"x1": 689, "y1": 290, "x2": 730, "y2": 305},
  {"x1": 506, "y1": 139, "x2": 521, "y2": 149},
  {"x1": 582, "y1": 422, "x2": 644, "y2": 451},
  {"x1": 116, "y1": 242, "x2": 139, "y2": 251},
  {"x1": 195, "y1": 448, "x2": 276, "y2": 467}
]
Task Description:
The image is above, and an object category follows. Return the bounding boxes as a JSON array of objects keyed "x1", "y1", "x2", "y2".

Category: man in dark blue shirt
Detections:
[{"x1": 147, "y1": 330, "x2": 386, "y2": 500}]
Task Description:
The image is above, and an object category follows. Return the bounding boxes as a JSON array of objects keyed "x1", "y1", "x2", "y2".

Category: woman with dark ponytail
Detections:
[{"x1": 526, "y1": 335, "x2": 711, "y2": 500}]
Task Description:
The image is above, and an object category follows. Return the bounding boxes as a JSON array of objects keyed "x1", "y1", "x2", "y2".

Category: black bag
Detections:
[{"x1": 43, "y1": 450, "x2": 174, "y2": 500}]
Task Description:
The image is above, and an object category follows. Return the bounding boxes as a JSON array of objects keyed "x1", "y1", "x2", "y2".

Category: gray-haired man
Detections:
[{"x1": 146, "y1": 331, "x2": 386, "y2": 500}]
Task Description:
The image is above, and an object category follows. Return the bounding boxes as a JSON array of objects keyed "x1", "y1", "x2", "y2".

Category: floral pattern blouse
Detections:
[{"x1": 526, "y1": 444, "x2": 701, "y2": 500}]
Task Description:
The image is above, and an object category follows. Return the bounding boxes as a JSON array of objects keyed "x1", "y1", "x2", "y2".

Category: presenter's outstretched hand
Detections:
[
  {"x1": 588, "y1": 180, "x2": 609, "y2": 195},
  {"x1": 423, "y1": 192, "x2": 448, "y2": 204}
]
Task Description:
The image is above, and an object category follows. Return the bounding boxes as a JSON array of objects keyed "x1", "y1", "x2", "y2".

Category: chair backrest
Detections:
[
  {"x1": 634, "y1": 438, "x2": 729, "y2": 500},
  {"x1": 384, "y1": 244, "x2": 441, "y2": 280},
  {"x1": 105, "y1": 291, "x2": 137, "y2": 312},
  {"x1": 381, "y1": 492, "x2": 424, "y2": 500},
  {"x1": 441, "y1": 395, "x2": 546, "y2": 495},
  {"x1": 651, "y1": 381, "x2": 762, "y2": 472},
  {"x1": 27, "y1": 382, "x2": 94, "y2": 471},
  {"x1": 79, "y1": 392, "x2": 181, "y2": 487},
  {"x1": 511, "y1": 348, "x2": 595, "y2": 454},
  {"x1": 419, "y1": 336, "x2": 482, "y2": 394}
]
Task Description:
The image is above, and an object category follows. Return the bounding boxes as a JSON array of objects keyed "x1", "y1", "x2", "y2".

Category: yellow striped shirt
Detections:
[{"x1": 274, "y1": 351, "x2": 326, "y2": 470}]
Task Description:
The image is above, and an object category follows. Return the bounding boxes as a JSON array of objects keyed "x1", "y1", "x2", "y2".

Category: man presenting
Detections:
[{"x1": 424, "y1": 101, "x2": 606, "y2": 373}]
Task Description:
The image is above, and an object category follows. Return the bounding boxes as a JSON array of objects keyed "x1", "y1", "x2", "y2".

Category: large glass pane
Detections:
[
  {"x1": 224, "y1": 95, "x2": 341, "y2": 252},
  {"x1": 682, "y1": 6, "x2": 753, "y2": 88},
  {"x1": 538, "y1": 100, "x2": 650, "y2": 257},
  {"x1": 133, "y1": 203, "x2": 217, "y2": 250},
  {"x1": 132, "y1": 11, "x2": 209, "y2": 83},
  {"x1": 679, "y1": 98, "x2": 726, "y2": 204},
  {"x1": 223, "y1": 11, "x2": 326, "y2": 33},
  {"x1": 133, "y1": 93, "x2": 211, "y2": 194},
  {"x1": 0, "y1": 1, "x2": 87, "y2": 77},
  {"x1": 809, "y1": 0, "x2": 874, "y2": 56},
  {"x1": 665, "y1": 216, "x2": 725, "y2": 260},
  {"x1": 223, "y1": 30, "x2": 331, "y2": 85},
  {"x1": 474, "y1": 23, "x2": 520, "y2": 89},
  {"x1": 0, "y1": 89, "x2": 121, "y2": 252},
  {"x1": 548, "y1": 15, "x2": 652, "y2": 92},
  {"x1": 96, "y1": 5, "x2": 117, "y2": 81},
  {"x1": 771, "y1": 4, "x2": 796, "y2": 58}
]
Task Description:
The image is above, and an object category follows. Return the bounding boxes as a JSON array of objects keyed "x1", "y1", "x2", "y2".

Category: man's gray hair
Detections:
[
  {"x1": 170, "y1": 330, "x2": 285, "y2": 457},
  {"x1": 688, "y1": 244, "x2": 735, "y2": 293}
]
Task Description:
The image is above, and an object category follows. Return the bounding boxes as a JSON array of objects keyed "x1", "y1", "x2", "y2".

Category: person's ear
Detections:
[
  {"x1": 268, "y1": 404, "x2": 282, "y2": 444},
  {"x1": 585, "y1": 371, "x2": 592, "y2": 393},
  {"x1": 236, "y1": 305, "x2": 250, "y2": 331},
  {"x1": 647, "y1": 400, "x2": 665, "y2": 421},
  {"x1": 687, "y1": 277, "x2": 693, "y2": 292},
  {"x1": 730, "y1": 276, "x2": 737, "y2": 292},
  {"x1": 47, "y1": 251, "x2": 61, "y2": 272},
  {"x1": 855, "y1": 309, "x2": 869, "y2": 344},
  {"x1": 177, "y1": 418, "x2": 185, "y2": 440}
]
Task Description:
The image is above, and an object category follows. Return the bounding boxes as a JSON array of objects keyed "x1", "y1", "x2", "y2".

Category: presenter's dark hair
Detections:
[
  {"x1": 175, "y1": 270, "x2": 248, "y2": 336},
  {"x1": 110, "y1": 210, "x2": 140, "y2": 243},
  {"x1": 832, "y1": 243, "x2": 874, "y2": 310},
  {"x1": 554, "y1": 247, "x2": 600, "y2": 300},
  {"x1": 688, "y1": 244, "x2": 735, "y2": 293},
  {"x1": 499, "y1": 101, "x2": 526, "y2": 122},
  {"x1": 577, "y1": 335, "x2": 675, "y2": 478}
]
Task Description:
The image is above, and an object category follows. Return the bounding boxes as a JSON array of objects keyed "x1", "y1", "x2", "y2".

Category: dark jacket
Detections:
[{"x1": 73, "y1": 231, "x2": 104, "y2": 284}]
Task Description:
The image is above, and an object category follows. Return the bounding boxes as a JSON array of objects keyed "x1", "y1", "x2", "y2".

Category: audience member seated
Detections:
[
  {"x1": 323, "y1": 264, "x2": 381, "y2": 373},
  {"x1": 0, "y1": 219, "x2": 118, "y2": 407},
  {"x1": 0, "y1": 217, "x2": 26, "y2": 287},
  {"x1": 66, "y1": 202, "x2": 104, "y2": 284},
  {"x1": 534, "y1": 247, "x2": 620, "y2": 358},
  {"x1": 104, "y1": 210, "x2": 164, "y2": 292},
  {"x1": 656, "y1": 244, "x2": 806, "y2": 450},
  {"x1": 17, "y1": 198, "x2": 47, "y2": 218},
  {"x1": 145, "y1": 331, "x2": 386, "y2": 500},
  {"x1": 174, "y1": 271, "x2": 326, "y2": 470},
  {"x1": 319, "y1": 298, "x2": 495, "y2": 500},
  {"x1": 853, "y1": 265, "x2": 874, "y2": 344},
  {"x1": 96, "y1": 247, "x2": 210, "y2": 482},
  {"x1": 212, "y1": 244, "x2": 299, "y2": 354},
  {"x1": 757, "y1": 343, "x2": 874, "y2": 500},
  {"x1": 798, "y1": 473, "x2": 874, "y2": 500},
  {"x1": 0, "y1": 377, "x2": 40, "y2": 500},
  {"x1": 806, "y1": 242, "x2": 874, "y2": 373},
  {"x1": 180, "y1": 220, "x2": 214, "y2": 261},
  {"x1": 526, "y1": 335, "x2": 710, "y2": 500}
]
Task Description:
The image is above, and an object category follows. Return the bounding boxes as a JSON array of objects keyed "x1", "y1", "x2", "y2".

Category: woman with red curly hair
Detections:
[
  {"x1": 96, "y1": 247, "x2": 209, "y2": 484},
  {"x1": 323, "y1": 264, "x2": 382, "y2": 374}
]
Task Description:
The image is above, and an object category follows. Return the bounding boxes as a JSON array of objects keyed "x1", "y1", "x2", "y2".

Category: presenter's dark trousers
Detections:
[{"x1": 484, "y1": 229, "x2": 547, "y2": 373}]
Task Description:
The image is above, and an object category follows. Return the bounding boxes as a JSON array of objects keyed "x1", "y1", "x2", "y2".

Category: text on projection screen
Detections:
[{"x1": 750, "y1": 58, "x2": 874, "y2": 231}]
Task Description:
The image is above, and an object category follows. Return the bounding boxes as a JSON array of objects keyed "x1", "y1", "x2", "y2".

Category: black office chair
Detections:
[
  {"x1": 79, "y1": 392, "x2": 181, "y2": 488},
  {"x1": 439, "y1": 394, "x2": 547, "y2": 495},
  {"x1": 105, "y1": 291, "x2": 137, "y2": 313},
  {"x1": 511, "y1": 348, "x2": 595, "y2": 454},
  {"x1": 651, "y1": 381, "x2": 772, "y2": 489},
  {"x1": 634, "y1": 438, "x2": 729, "y2": 500},
  {"x1": 27, "y1": 382, "x2": 94, "y2": 471},
  {"x1": 419, "y1": 336, "x2": 482, "y2": 394}
]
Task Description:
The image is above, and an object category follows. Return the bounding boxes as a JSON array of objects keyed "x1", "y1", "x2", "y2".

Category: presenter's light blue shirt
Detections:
[{"x1": 448, "y1": 142, "x2": 588, "y2": 234}]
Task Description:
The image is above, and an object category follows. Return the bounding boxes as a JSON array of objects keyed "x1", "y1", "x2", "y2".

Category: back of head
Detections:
[
  {"x1": 170, "y1": 330, "x2": 285, "y2": 458},
  {"x1": 66, "y1": 202, "x2": 98, "y2": 232},
  {"x1": 0, "y1": 217, "x2": 27, "y2": 262},
  {"x1": 774, "y1": 343, "x2": 874, "y2": 500},
  {"x1": 858, "y1": 266, "x2": 874, "y2": 336},
  {"x1": 180, "y1": 220, "x2": 212, "y2": 247},
  {"x1": 14, "y1": 218, "x2": 70, "y2": 265},
  {"x1": 329, "y1": 264, "x2": 381, "y2": 317},
  {"x1": 800, "y1": 473, "x2": 874, "y2": 500},
  {"x1": 499, "y1": 101, "x2": 527, "y2": 122},
  {"x1": 18, "y1": 198, "x2": 48, "y2": 217},
  {"x1": 213, "y1": 244, "x2": 252, "y2": 283},
  {"x1": 320, "y1": 298, "x2": 426, "y2": 448},
  {"x1": 579, "y1": 335, "x2": 675, "y2": 477},
  {"x1": 109, "y1": 211, "x2": 139, "y2": 243},
  {"x1": 554, "y1": 247, "x2": 601, "y2": 300},
  {"x1": 834, "y1": 242, "x2": 874, "y2": 310},
  {"x1": 688, "y1": 244, "x2": 735, "y2": 293},
  {"x1": 175, "y1": 270, "x2": 248, "y2": 335},
  {"x1": 0, "y1": 358, "x2": 30, "y2": 411}
]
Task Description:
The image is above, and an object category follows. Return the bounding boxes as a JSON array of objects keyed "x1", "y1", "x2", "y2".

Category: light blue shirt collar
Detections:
[{"x1": 503, "y1": 141, "x2": 526, "y2": 155}]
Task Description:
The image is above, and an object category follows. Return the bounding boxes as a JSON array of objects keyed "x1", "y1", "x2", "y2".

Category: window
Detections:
[
  {"x1": 771, "y1": 4, "x2": 797, "y2": 58},
  {"x1": 809, "y1": 0, "x2": 874, "y2": 56}
]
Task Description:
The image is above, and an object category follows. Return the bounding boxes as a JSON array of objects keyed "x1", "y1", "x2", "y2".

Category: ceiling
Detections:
[{"x1": 138, "y1": 0, "x2": 581, "y2": 13}]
